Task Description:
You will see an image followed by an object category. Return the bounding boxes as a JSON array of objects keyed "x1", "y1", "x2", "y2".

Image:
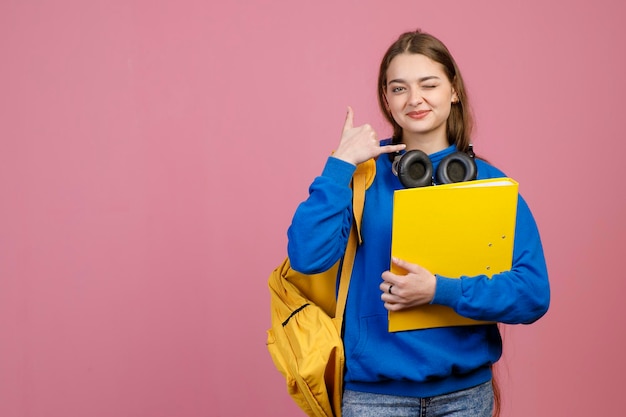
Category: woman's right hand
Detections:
[{"x1": 332, "y1": 106, "x2": 405, "y2": 166}]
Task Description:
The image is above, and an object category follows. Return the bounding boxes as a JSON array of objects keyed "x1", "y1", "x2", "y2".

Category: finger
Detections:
[
  {"x1": 377, "y1": 143, "x2": 406, "y2": 155},
  {"x1": 381, "y1": 270, "x2": 399, "y2": 285},
  {"x1": 379, "y1": 280, "x2": 395, "y2": 294},
  {"x1": 391, "y1": 257, "x2": 418, "y2": 274},
  {"x1": 384, "y1": 301, "x2": 402, "y2": 312},
  {"x1": 378, "y1": 143, "x2": 406, "y2": 155},
  {"x1": 343, "y1": 106, "x2": 354, "y2": 132}
]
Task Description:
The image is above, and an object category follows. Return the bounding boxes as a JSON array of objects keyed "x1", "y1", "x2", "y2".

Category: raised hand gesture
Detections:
[{"x1": 333, "y1": 106, "x2": 405, "y2": 166}]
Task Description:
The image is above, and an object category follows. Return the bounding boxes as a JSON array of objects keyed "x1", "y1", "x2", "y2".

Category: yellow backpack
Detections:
[{"x1": 266, "y1": 159, "x2": 375, "y2": 417}]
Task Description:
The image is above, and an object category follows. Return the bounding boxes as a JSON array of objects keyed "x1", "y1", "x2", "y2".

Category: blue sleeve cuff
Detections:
[
  {"x1": 431, "y1": 275, "x2": 463, "y2": 307},
  {"x1": 323, "y1": 156, "x2": 357, "y2": 186}
]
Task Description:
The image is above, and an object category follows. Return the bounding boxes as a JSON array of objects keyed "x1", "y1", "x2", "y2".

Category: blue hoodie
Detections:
[{"x1": 287, "y1": 144, "x2": 550, "y2": 398}]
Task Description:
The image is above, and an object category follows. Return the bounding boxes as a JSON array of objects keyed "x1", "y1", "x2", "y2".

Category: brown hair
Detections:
[
  {"x1": 377, "y1": 29, "x2": 474, "y2": 152},
  {"x1": 492, "y1": 368, "x2": 501, "y2": 417}
]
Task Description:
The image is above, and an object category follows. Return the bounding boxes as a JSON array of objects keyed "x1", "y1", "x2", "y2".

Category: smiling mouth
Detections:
[{"x1": 406, "y1": 110, "x2": 430, "y2": 119}]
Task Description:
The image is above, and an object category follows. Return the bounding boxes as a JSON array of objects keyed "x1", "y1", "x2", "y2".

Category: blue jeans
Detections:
[{"x1": 342, "y1": 381, "x2": 493, "y2": 417}]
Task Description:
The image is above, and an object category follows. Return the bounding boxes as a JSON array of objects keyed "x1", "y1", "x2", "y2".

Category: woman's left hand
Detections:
[{"x1": 380, "y1": 257, "x2": 437, "y2": 311}]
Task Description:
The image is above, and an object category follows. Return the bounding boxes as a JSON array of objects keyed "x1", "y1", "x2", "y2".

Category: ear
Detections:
[{"x1": 451, "y1": 90, "x2": 459, "y2": 103}]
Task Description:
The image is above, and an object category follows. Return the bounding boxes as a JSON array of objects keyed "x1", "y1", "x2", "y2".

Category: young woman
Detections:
[{"x1": 287, "y1": 30, "x2": 550, "y2": 417}]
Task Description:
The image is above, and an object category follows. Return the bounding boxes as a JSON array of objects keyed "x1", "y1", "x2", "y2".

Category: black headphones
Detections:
[{"x1": 390, "y1": 145, "x2": 477, "y2": 188}]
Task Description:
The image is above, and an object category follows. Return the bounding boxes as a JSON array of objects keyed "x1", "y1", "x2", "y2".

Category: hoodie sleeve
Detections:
[
  {"x1": 432, "y1": 194, "x2": 550, "y2": 324},
  {"x1": 287, "y1": 156, "x2": 356, "y2": 274}
]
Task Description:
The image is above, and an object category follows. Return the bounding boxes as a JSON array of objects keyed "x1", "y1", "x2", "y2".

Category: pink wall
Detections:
[{"x1": 1, "y1": 1, "x2": 624, "y2": 416}]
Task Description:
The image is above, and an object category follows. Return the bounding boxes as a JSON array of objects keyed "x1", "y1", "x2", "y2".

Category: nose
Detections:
[{"x1": 407, "y1": 87, "x2": 423, "y2": 106}]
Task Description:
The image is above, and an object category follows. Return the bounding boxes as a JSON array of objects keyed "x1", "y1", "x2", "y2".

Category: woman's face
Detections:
[{"x1": 384, "y1": 53, "x2": 457, "y2": 145}]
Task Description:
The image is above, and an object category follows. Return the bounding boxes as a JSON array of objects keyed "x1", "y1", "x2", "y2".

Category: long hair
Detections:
[
  {"x1": 377, "y1": 29, "x2": 474, "y2": 153},
  {"x1": 492, "y1": 367, "x2": 502, "y2": 417}
]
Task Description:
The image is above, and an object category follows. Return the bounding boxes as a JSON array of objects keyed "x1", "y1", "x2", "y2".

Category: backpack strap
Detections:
[
  {"x1": 334, "y1": 225, "x2": 357, "y2": 331},
  {"x1": 334, "y1": 158, "x2": 375, "y2": 330},
  {"x1": 352, "y1": 158, "x2": 375, "y2": 244}
]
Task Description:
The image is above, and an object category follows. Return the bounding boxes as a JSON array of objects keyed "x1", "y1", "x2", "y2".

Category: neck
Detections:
[{"x1": 401, "y1": 131, "x2": 449, "y2": 155}]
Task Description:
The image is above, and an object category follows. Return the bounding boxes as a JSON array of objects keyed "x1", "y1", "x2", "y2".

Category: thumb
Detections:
[{"x1": 343, "y1": 106, "x2": 354, "y2": 132}]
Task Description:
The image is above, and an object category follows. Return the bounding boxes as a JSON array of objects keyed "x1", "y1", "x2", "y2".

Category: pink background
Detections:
[{"x1": 1, "y1": 1, "x2": 624, "y2": 416}]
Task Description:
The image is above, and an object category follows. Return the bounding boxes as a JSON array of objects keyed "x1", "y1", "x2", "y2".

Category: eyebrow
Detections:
[{"x1": 388, "y1": 76, "x2": 441, "y2": 84}]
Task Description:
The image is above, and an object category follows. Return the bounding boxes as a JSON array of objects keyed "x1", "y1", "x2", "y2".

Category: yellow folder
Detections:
[{"x1": 389, "y1": 178, "x2": 519, "y2": 332}]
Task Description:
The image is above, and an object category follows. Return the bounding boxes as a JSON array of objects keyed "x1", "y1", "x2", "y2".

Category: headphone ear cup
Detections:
[
  {"x1": 395, "y1": 150, "x2": 433, "y2": 188},
  {"x1": 436, "y1": 152, "x2": 477, "y2": 184}
]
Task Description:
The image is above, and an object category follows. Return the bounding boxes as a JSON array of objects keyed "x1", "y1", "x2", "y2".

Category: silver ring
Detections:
[{"x1": 388, "y1": 284, "x2": 394, "y2": 295}]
